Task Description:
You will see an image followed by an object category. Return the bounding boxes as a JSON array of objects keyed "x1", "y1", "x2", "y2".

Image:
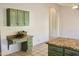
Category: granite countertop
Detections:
[
  {"x1": 7, "y1": 35, "x2": 33, "y2": 40},
  {"x1": 7, "y1": 35, "x2": 33, "y2": 44},
  {"x1": 48, "y1": 37, "x2": 79, "y2": 50}
]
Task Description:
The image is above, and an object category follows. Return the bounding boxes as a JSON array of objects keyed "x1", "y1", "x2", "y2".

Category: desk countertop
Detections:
[
  {"x1": 7, "y1": 35, "x2": 33, "y2": 44},
  {"x1": 7, "y1": 35, "x2": 33, "y2": 40}
]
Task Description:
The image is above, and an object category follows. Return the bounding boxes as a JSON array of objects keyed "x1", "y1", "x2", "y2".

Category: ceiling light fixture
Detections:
[
  {"x1": 72, "y1": 5, "x2": 78, "y2": 9},
  {"x1": 72, "y1": 3, "x2": 79, "y2": 9}
]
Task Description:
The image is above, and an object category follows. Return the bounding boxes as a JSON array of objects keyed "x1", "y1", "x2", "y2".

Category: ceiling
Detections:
[{"x1": 57, "y1": 3, "x2": 79, "y2": 7}]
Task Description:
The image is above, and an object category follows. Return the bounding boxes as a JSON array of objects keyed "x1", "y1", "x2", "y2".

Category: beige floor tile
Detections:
[{"x1": 7, "y1": 43, "x2": 48, "y2": 56}]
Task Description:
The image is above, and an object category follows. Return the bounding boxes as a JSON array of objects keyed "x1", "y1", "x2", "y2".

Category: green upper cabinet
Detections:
[
  {"x1": 7, "y1": 9, "x2": 18, "y2": 26},
  {"x1": 6, "y1": 8, "x2": 29, "y2": 26},
  {"x1": 24, "y1": 11, "x2": 29, "y2": 26},
  {"x1": 17, "y1": 10, "x2": 25, "y2": 26}
]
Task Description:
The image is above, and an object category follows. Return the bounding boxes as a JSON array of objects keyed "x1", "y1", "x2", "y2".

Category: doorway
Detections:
[{"x1": 49, "y1": 7, "x2": 59, "y2": 40}]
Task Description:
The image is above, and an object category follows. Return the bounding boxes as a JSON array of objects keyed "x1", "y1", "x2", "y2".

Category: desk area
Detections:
[{"x1": 7, "y1": 31, "x2": 33, "y2": 52}]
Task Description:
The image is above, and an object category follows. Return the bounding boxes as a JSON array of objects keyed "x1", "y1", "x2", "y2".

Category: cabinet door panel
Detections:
[
  {"x1": 28, "y1": 40, "x2": 32, "y2": 47},
  {"x1": 17, "y1": 10, "x2": 25, "y2": 26},
  {"x1": 21, "y1": 41, "x2": 27, "y2": 51},
  {"x1": 24, "y1": 11, "x2": 29, "y2": 26},
  {"x1": 48, "y1": 44, "x2": 63, "y2": 52},
  {"x1": 27, "y1": 38, "x2": 32, "y2": 50},
  {"x1": 48, "y1": 50, "x2": 63, "y2": 56},
  {"x1": 65, "y1": 48, "x2": 79, "y2": 56},
  {"x1": 7, "y1": 9, "x2": 18, "y2": 26}
]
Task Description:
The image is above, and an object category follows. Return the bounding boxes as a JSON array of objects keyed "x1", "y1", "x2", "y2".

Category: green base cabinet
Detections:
[
  {"x1": 21, "y1": 38, "x2": 32, "y2": 52},
  {"x1": 64, "y1": 48, "x2": 79, "y2": 56},
  {"x1": 48, "y1": 44, "x2": 63, "y2": 56},
  {"x1": 48, "y1": 44, "x2": 79, "y2": 56},
  {"x1": 48, "y1": 50, "x2": 63, "y2": 56},
  {"x1": 21, "y1": 41, "x2": 28, "y2": 51}
]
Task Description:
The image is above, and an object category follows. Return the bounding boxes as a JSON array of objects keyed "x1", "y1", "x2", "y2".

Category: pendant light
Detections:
[{"x1": 72, "y1": 4, "x2": 79, "y2": 9}]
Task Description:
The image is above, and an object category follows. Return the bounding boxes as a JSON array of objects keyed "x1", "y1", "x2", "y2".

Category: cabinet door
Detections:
[
  {"x1": 21, "y1": 41, "x2": 27, "y2": 51},
  {"x1": 48, "y1": 50, "x2": 63, "y2": 56},
  {"x1": 48, "y1": 44, "x2": 63, "y2": 52},
  {"x1": 7, "y1": 8, "x2": 29, "y2": 26},
  {"x1": 17, "y1": 10, "x2": 25, "y2": 26},
  {"x1": 27, "y1": 38, "x2": 32, "y2": 50},
  {"x1": 24, "y1": 11, "x2": 29, "y2": 26},
  {"x1": 48, "y1": 44, "x2": 63, "y2": 56},
  {"x1": 7, "y1": 9, "x2": 18, "y2": 26},
  {"x1": 65, "y1": 48, "x2": 79, "y2": 56}
]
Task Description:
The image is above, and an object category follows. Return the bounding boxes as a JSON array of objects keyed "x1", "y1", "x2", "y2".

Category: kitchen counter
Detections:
[{"x1": 48, "y1": 37, "x2": 79, "y2": 51}]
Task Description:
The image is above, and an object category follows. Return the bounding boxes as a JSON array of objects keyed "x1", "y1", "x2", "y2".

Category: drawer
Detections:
[
  {"x1": 28, "y1": 39, "x2": 32, "y2": 46},
  {"x1": 65, "y1": 48, "x2": 79, "y2": 56},
  {"x1": 28, "y1": 44, "x2": 32, "y2": 48},
  {"x1": 48, "y1": 44, "x2": 63, "y2": 53},
  {"x1": 28, "y1": 40, "x2": 32, "y2": 44},
  {"x1": 48, "y1": 50, "x2": 63, "y2": 56},
  {"x1": 28, "y1": 43, "x2": 32, "y2": 50}
]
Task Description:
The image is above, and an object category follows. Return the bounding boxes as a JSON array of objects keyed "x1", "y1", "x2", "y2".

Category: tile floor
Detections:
[{"x1": 7, "y1": 43, "x2": 48, "y2": 56}]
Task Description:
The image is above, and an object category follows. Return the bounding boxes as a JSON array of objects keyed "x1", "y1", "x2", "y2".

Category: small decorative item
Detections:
[{"x1": 16, "y1": 31, "x2": 27, "y2": 39}]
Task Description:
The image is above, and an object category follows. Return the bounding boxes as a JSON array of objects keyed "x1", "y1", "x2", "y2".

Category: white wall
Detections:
[
  {"x1": 0, "y1": 3, "x2": 51, "y2": 55},
  {"x1": 49, "y1": 6, "x2": 79, "y2": 39},
  {"x1": 59, "y1": 6, "x2": 79, "y2": 39}
]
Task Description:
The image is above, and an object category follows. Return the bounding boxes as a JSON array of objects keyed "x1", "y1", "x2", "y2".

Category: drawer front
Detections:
[
  {"x1": 28, "y1": 40, "x2": 32, "y2": 47},
  {"x1": 28, "y1": 40, "x2": 32, "y2": 44},
  {"x1": 65, "y1": 49, "x2": 79, "y2": 56},
  {"x1": 48, "y1": 44, "x2": 63, "y2": 53},
  {"x1": 48, "y1": 50, "x2": 63, "y2": 56},
  {"x1": 27, "y1": 39, "x2": 32, "y2": 50},
  {"x1": 28, "y1": 44, "x2": 32, "y2": 48}
]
